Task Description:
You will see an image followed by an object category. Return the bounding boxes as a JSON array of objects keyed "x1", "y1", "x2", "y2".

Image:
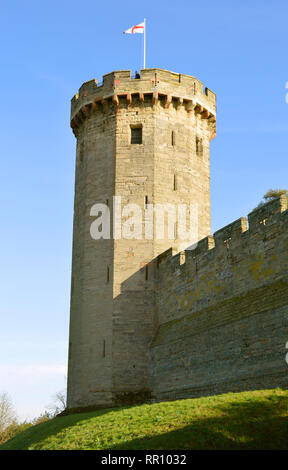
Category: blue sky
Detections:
[{"x1": 0, "y1": 0, "x2": 287, "y2": 420}]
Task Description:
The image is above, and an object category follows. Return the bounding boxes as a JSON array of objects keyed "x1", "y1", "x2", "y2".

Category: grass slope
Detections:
[{"x1": 1, "y1": 389, "x2": 288, "y2": 450}]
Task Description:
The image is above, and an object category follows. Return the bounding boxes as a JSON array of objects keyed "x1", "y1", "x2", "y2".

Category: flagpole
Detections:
[{"x1": 143, "y1": 18, "x2": 146, "y2": 69}]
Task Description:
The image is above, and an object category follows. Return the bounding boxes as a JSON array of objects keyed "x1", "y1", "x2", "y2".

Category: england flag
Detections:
[{"x1": 123, "y1": 22, "x2": 145, "y2": 34}]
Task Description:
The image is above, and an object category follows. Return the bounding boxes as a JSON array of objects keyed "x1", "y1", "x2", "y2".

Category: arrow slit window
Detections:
[{"x1": 196, "y1": 136, "x2": 203, "y2": 157}]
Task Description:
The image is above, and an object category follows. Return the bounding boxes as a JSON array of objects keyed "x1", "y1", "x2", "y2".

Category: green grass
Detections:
[{"x1": 1, "y1": 389, "x2": 288, "y2": 450}]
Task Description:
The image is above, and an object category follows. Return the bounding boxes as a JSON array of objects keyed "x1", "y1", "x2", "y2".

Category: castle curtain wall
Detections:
[{"x1": 150, "y1": 196, "x2": 288, "y2": 400}]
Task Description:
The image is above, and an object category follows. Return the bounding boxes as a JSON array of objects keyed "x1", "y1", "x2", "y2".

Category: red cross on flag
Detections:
[
  {"x1": 123, "y1": 21, "x2": 145, "y2": 34},
  {"x1": 123, "y1": 19, "x2": 146, "y2": 69}
]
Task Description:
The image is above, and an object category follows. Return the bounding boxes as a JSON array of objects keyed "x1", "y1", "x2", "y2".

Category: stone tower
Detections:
[{"x1": 67, "y1": 69, "x2": 216, "y2": 410}]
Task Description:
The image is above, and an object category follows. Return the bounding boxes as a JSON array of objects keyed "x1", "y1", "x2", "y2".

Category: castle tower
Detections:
[{"x1": 67, "y1": 69, "x2": 216, "y2": 410}]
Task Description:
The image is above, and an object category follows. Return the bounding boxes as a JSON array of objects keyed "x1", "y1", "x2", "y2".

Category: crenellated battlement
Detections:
[
  {"x1": 70, "y1": 68, "x2": 216, "y2": 137},
  {"x1": 158, "y1": 195, "x2": 287, "y2": 269},
  {"x1": 156, "y1": 195, "x2": 288, "y2": 325}
]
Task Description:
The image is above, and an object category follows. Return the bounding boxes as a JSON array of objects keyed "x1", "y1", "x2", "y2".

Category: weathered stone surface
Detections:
[
  {"x1": 151, "y1": 196, "x2": 288, "y2": 400},
  {"x1": 67, "y1": 68, "x2": 287, "y2": 411}
]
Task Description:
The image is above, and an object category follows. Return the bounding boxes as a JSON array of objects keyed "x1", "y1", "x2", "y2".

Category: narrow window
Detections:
[
  {"x1": 173, "y1": 174, "x2": 177, "y2": 191},
  {"x1": 103, "y1": 339, "x2": 106, "y2": 358},
  {"x1": 174, "y1": 222, "x2": 177, "y2": 239},
  {"x1": 79, "y1": 142, "x2": 84, "y2": 162},
  {"x1": 224, "y1": 237, "x2": 231, "y2": 250},
  {"x1": 196, "y1": 136, "x2": 203, "y2": 157},
  {"x1": 145, "y1": 265, "x2": 149, "y2": 280},
  {"x1": 106, "y1": 266, "x2": 110, "y2": 283},
  {"x1": 171, "y1": 130, "x2": 175, "y2": 146},
  {"x1": 131, "y1": 126, "x2": 142, "y2": 144},
  {"x1": 145, "y1": 195, "x2": 149, "y2": 209}
]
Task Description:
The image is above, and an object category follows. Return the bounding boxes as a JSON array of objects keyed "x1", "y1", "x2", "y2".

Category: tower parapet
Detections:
[{"x1": 70, "y1": 68, "x2": 216, "y2": 139}]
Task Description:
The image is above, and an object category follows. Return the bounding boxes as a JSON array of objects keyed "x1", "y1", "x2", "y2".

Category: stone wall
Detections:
[
  {"x1": 67, "y1": 68, "x2": 216, "y2": 409},
  {"x1": 67, "y1": 99, "x2": 116, "y2": 409},
  {"x1": 68, "y1": 69, "x2": 288, "y2": 411},
  {"x1": 150, "y1": 196, "x2": 288, "y2": 401}
]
